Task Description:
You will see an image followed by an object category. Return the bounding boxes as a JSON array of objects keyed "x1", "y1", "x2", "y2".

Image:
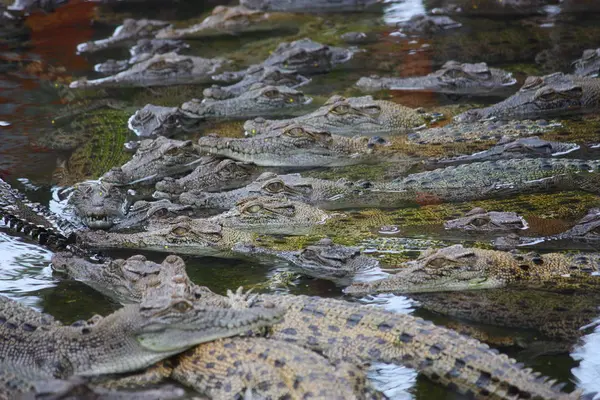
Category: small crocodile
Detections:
[
  {"x1": 156, "y1": 5, "x2": 301, "y2": 39},
  {"x1": 94, "y1": 39, "x2": 190, "y2": 75},
  {"x1": 345, "y1": 244, "x2": 600, "y2": 295},
  {"x1": 127, "y1": 105, "x2": 201, "y2": 137},
  {"x1": 109, "y1": 199, "x2": 193, "y2": 232},
  {"x1": 213, "y1": 38, "x2": 353, "y2": 82},
  {"x1": 243, "y1": 95, "x2": 426, "y2": 137},
  {"x1": 356, "y1": 61, "x2": 516, "y2": 94},
  {"x1": 70, "y1": 53, "x2": 229, "y2": 89},
  {"x1": 444, "y1": 208, "x2": 528, "y2": 231},
  {"x1": 76, "y1": 19, "x2": 171, "y2": 54},
  {"x1": 572, "y1": 48, "x2": 600, "y2": 78},
  {"x1": 455, "y1": 73, "x2": 600, "y2": 122},
  {"x1": 197, "y1": 124, "x2": 388, "y2": 167},
  {"x1": 240, "y1": 0, "x2": 383, "y2": 12},
  {"x1": 395, "y1": 14, "x2": 462, "y2": 35},
  {"x1": 52, "y1": 253, "x2": 583, "y2": 399}
]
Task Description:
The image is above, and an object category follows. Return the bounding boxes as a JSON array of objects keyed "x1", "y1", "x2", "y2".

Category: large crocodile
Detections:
[
  {"x1": 94, "y1": 39, "x2": 190, "y2": 75},
  {"x1": 51, "y1": 253, "x2": 583, "y2": 399},
  {"x1": 240, "y1": 0, "x2": 383, "y2": 12},
  {"x1": 243, "y1": 95, "x2": 426, "y2": 137},
  {"x1": 356, "y1": 61, "x2": 516, "y2": 94},
  {"x1": 76, "y1": 19, "x2": 171, "y2": 54},
  {"x1": 197, "y1": 124, "x2": 388, "y2": 167},
  {"x1": 213, "y1": 38, "x2": 353, "y2": 82},
  {"x1": 455, "y1": 73, "x2": 600, "y2": 122},
  {"x1": 70, "y1": 53, "x2": 229, "y2": 89},
  {"x1": 572, "y1": 48, "x2": 600, "y2": 78},
  {"x1": 156, "y1": 5, "x2": 301, "y2": 39},
  {"x1": 345, "y1": 244, "x2": 600, "y2": 295}
]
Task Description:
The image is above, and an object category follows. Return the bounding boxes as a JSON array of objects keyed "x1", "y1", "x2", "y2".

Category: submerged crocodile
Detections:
[
  {"x1": 444, "y1": 208, "x2": 528, "y2": 231},
  {"x1": 243, "y1": 95, "x2": 426, "y2": 137},
  {"x1": 356, "y1": 61, "x2": 516, "y2": 94},
  {"x1": 213, "y1": 38, "x2": 353, "y2": 83},
  {"x1": 70, "y1": 53, "x2": 229, "y2": 89},
  {"x1": 572, "y1": 48, "x2": 600, "y2": 78},
  {"x1": 395, "y1": 14, "x2": 462, "y2": 35},
  {"x1": 240, "y1": 0, "x2": 383, "y2": 12},
  {"x1": 51, "y1": 252, "x2": 583, "y2": 399},
  {"x1": 156, "y1": 5, "x2": 301, "y2": 39},
  {"x1": 455, "y1": 73, "x2": 600, "y2": 122},
  {"x1": 198, "y1": 124, "x2": 388, "y2": 167},
  {"x1": 345, "y1": 244, "x2": 600, "y2": 295},
  {"x1": 94, "y1": 39, "x2": 190, "y2": 75},
  {"x1": 76, "y1": 19, "x2": 171, "y2": 53}
]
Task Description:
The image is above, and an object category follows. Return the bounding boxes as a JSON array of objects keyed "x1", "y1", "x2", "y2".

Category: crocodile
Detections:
[
  {"x1": 394, "y1": 14, "x2": 462, "y2": 35},
  {"x1": 455, "y1": 73, "x2": 600, "y2": 122},
  {"x1": 197, "y1": 124, "x2": 389, "y2": 167},
  {"x1": 76, "y1": 19, "x2": 172, "y2": 54},
  {"x1": 109, "y1": 199, "x2": 193, "y2": 233},
  {"x1": 0, "y1": 286, "x2": 283, "y2": 380},
  {"x1": 127, "y1": 105, "x2": 201, "y2": 137},
  {"x1": 345, "y1": 244, "x2": 600, "y2": 295},
  {"x1": 572, "y1": 48, "x2": 600, "y2": 78},
  {"x1": 243, "y1": 95, "x2": 426, "y2": 137},
  {"x1": 70, "y1": 53, "x2": 229, "y2": 89},
  {"x1": 52, "y1": 253, "x2": 583, "y2": 399},
  {"x1": 155, "y1": 5, "x2": 301, "y2": 39},
  {"x1": 431, "y1": 136, "x2": 580, "y2": 164},
  {"x1": 203, "y1": 66, "x2": 310, "y2": 100},
  {"x1": 212, "y1": 38, "x2": 353, "y2": 83},
  {"x1": 240, "y1": 0, "x2": 383, "y2": 12},
  {"x1": 356, "y1": 61, "x2": 516, "y2": 94},
  {"x1": 94, "y1": 39, "x2": 190, "y2": 75},
  {"x1": 443, "y1": 208, "x2": 528, "y2": 231}
]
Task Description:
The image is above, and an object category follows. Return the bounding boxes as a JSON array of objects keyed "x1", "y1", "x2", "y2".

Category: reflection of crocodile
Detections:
[
  {"x1": 53, "y1": 253, "x2": 581, "y2": 400},
  {"x1": 76, "y1": 19, "x2": 171, "y2": 53},
  {"x1": 94, "y1": 39, "x2": 190, "y2": 75},
  {"x1": 455, "y1": 73, "x2": 600, "y2": 121},
  {"x1": 243, "y1": 95, "x2": 426, "y2": 137},
  {"x1": 345, "y1": 244, "x2": 600, "y2": 295},
  {"x1": 572, "y1": 48, "x2": 600, "y2": 77},
  {"x1": 240, "y1": 0, "x2": 383, "y2": 12},
  {"x1": 156, "y1": 5, "x2": 301, "y2": 39},
  {"x1": 444, "y1": 208, "x2": 528, "y2": 231},
  {"x1": 213, "y1": 38, "x2": 353, "y2": 82},
  {"x1": 356, "y1": 61, "x2": 516, "y2": 94},
  {"x1": 197, "y1": 124, "x2": 388, "y2": 167},
  {"x1": 70, "y1": 53, "x2": 229, "y2": 89}
]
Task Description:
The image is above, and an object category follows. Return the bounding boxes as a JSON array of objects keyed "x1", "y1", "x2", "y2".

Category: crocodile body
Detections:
[
  {"x1": 443, "y1": 208, "x2": 528, "y2": 231},
  {"x1": 356, "y1": 61, "x2": 516, "y2": 94},
  {"x1": 573, "y1": 48, "x2": 600, "y2": 77},
  {"x1": 243, "y1": 95, "x2": 426, "y2": 137},
  {"x1": 455, "y1": 73, "x2": 600, "y2": 121},
  {"x1": 345, "y1": 245, "x2": 600, "y2": 295},
  {"x1": 70, "y1": 53, "x2": 229, "y2": 89}
]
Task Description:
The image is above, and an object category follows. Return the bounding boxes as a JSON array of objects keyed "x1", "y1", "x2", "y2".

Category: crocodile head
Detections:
[
  {"x1": 344, "y1": 245, "x2": 508, "y2": 295},
  {"x1": 197, "y1": 124, "x2": 387, "y2": 167},
  {"x1": 181, "y1": 83, "x2": 311, "y2": 119},
  {"x1": 265, "y1": 38, "x2": 353, "y2": 74},
  {"x1": 111, "y1": 199, "x2": 193, "y2": 232},
  {"x1": 244, "y1": 95, "x2": 425, "y2": 136},
  {"x1": 129, "y1": 38, "x2": 189, "y2": 64},
  {"x1": 455, "y1": 73, "x2": 600, "y2": 121},
  {"x1": 572, "y1": 48, "x2": 600, "y2": 78},
  {"x1": 444, "y1": 208, "x2": 528, "y2": 231},
  {"x1": 128, "y1": 105, "x2": 201, "y2": 137},
  {"x1": 76, "y1": 19, "x2": 171, "y2": 53},
  {"x1": 557, "y1": 208, "x2": 600, "y2": 241},
  {"x1": 211, "y1": 195, "x2": 329, "y2": 234},
  {"x1": 70, "y1": 181, "x2": 128, "y2": 230},
  {"x1": 295, "y1": 238, "x2": 379, "y2": 274}
]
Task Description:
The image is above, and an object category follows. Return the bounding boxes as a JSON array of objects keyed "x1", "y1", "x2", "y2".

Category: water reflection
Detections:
[{"x1": 383, "y1": 0, "x2": 426, "y2": 25}]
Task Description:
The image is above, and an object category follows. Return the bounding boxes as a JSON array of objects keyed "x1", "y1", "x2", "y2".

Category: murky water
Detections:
[{"x1": 3, "y1": 0, "x2": 600, "y2": 398}]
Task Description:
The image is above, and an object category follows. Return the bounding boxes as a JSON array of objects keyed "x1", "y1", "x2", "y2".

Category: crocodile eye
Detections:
[
  {"x1": 426, "y1": 257, "x2": 448, "y2": 268},
  {"x1": 164, "y1": 114, "x2": 177, "y2": 125},
  {"x1": 443, "y1": 69, "x2": 468, "y2": 78},
  {"x1": 165, "y1": 147, "x2": 181, "y2": 155},
  {"x1": 284, "y1": 127, "x2": 306, "y2": 137},
  {"x1": 172, "y1": 226, "x2": 188, "y2": 236},
  {"x1": 331, "y1": 104, "x2": 351, "y2": 115},
  {"x1": 470, "y1": 218, "x2": 489, "y2": 227},
  {"x1": 172, "y1": 301, "x2": 192, "y2": 313},
  {"x1": 245, "y1": 204, "x2": 263, "y2": 213},
  {"x1": 153, "y1": 208, "x2": 168, "y2": 217},
  {"x1": 264, "y1": 181, "x2": 285, "y2": 193},
  {"x1": 263, "y1": 89, "x2": 280, "y2": 98},
  {"x1": 537, "y1": 88, "x2": 558, "y2": 101}
]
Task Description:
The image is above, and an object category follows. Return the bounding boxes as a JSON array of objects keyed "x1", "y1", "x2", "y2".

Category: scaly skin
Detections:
[
  {"x1": 53, "y1": 253, "x2": 581, "y2": 399},
  {"x1": 455, "y1": 73, "x2": 600, "y2": 121},
  {"x1": 213, "y1": 38, "x2": 353, "y2": 82},
  {"x1": 395, "y1": 14, "x2": 462, "y2": 35},
  {"x1": 443, "y1": 208, "x2": 528, "y2": 231},
  {"x1": 94, "y1": 39, "x2": 190, "y2": 75},
  {"x1": 70, "y1": 53, "x2": 229, "y2": 89},
  {"x1": 356, "y1": 61, "x2": 516, "y2": 95},
  {"x1": 76, "y1": 19, "x2": 171, "y2": 53},
  {"x1": 379, "y1": 158, "x2": 600, "y2": 204},
  {"x1": 109, "y1": 200, "x2": 193, "y2": 233},
  {"x1": 573, "y1": 48, "x2": 600, "y2": 77},
  {"x1": 240, "y1": 0, "x2": 383, "y2": 12},
  {"x1": 345, "y1": 244, "x2": 600, "y2": 294},
  {"x1": 0, "y1": 288, "x2": 283, "y2": 379},
  {"x1": 243, "y1": 95, "x2": 426, "y2": 137},
  {"x1": 127, "y1": 105, "x2": 202, "y2": 137},
  {"x1": 156, "y1": 5, "x2": 301, "y2": 39},
  {"x1": 197, "y1": 124, "x2": 387, "y2": 167}
]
